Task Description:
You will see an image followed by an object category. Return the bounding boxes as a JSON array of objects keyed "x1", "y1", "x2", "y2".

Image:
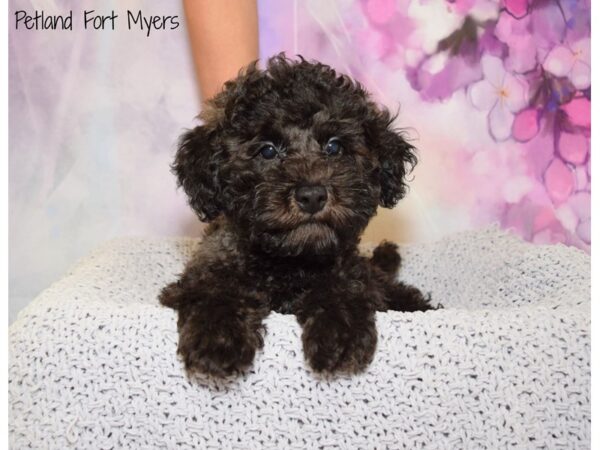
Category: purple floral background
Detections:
[{"x1": 260, "y1": 0, "x2": 591, "y2": 251}]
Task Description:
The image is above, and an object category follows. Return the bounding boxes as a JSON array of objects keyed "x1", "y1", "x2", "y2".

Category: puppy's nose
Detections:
[{"x1": 295, "y1": 185, "x2": 328, "y2": 214}]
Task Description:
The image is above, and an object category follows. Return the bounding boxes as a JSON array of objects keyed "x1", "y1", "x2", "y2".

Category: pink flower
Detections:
[
  {"x1": 503, "y1": 0, "x2": 528, "y2": 18},
  {"x1": 364, "y1": 0, "x2": 396, "y2": 25},
  {"x1": 568, "y1": 191, "x2": 591, "y2": 244},
  {"x1": 511, "y1": 108, "x2": 539, "y2": 142},
  {"x1": 558, "y1": 132, "x2": 589, "y2": 165},
  {"x1": 561, "y1": 97, "x2": 591, "y2": 128},
  {"x1": 495, "y1": 0, "x2": 567, "y2": 75},
  {"x1": 543, "y1": 38, "x2": 591, "y2": 90},
  {"x1": 468, "y1": 55, "x2": 529, "y2": 141},
  {"x1": 533, "y1": 206, "x2": 556, "y2": 234},
  {"x1": 544, "y1": 158, "x2": 574, "y2": 204},
  {"x1": 494, "y1": 11, "x2": 537, "y2": 73}
]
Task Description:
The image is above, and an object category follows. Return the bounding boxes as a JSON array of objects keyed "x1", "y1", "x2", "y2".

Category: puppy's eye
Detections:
[
  {"x1": 324, "y1": 138, "x2": 343, "y2": 156},
  {"x1": 259, "y1": 144, "x2": 278, "y2": 160}
]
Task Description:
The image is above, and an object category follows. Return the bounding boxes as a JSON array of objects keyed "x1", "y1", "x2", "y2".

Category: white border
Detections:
[
  {"x1": 590, "y1": 0, "x2": 598, "y2": 447},
  {"x1": 1, "y1": 2, "x2": 595, "y2": 448},
  {"x1": 2, "y1": 1, "x2": 10, "y2": 447}
]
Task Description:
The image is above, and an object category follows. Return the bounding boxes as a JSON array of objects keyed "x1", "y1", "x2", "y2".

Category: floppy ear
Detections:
[
  {"x1": 366, "y1": 109, "x2": 417, "y2": 208},
  {"x1": 171, "y1": 61, "x2": 263, "y2": 222},
  {"x1": 172, "y1": 125, "x2": 226, "y2": 222}
]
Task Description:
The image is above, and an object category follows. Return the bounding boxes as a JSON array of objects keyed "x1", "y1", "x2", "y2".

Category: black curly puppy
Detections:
[{"x1": 160, "y1": 55, "x2": 434, "y2": 377}]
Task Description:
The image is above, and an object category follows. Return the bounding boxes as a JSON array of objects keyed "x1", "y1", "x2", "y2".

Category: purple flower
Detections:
[
  {"x1": 406, "y1": 14, "x2": 504, "y2": 101},
  {"x1": 468, "y1": 55, "x2": 529, "y2": 141},
  {"x1": 543, "y1": 38, "x2": 590, "y2": 90},
  {"x1": 494, "y1": 11, "x2": 537, "y2": 73},
  {"x1": 503, "y1": 0, "x2": 529, "y2": 19}
]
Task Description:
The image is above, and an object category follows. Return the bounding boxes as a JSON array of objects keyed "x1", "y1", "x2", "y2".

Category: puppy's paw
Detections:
[
  {"x1": 159, "y1": 281, "x2": 185, "y2": 310},
  {"x1": 371, "y1": 241, "x2": 401, "y2": 275},
  {"x1": 301, "y1": 308, "x2": 377, "y2": 375},
  {"x1": 177, "y1": 306, "x2": 265, "y2": 377},
  {"x1": 385, "y1": 282, "x2": 436, "y2": 312}
]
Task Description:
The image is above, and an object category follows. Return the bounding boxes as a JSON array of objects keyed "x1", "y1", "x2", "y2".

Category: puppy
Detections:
[{"x1": 160, "y1": 55, "x2": 434, "y2": 377}]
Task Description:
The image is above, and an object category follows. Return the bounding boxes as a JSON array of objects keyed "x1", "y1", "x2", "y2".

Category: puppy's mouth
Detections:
[
  {"x1": 290, "y1": 220, "x2": 335, "y2": 234},
  {"x1": 250, "y1": 187, "x2": 367, "y2": 256},
  {"x1": 297, "y1": 212, "x2": 331, "y2": 227},
  {"x1": 252, "y1": 217, "x2": 340, "y2": 257},
  {"x1": 268, "y1": 212, "x2": 339, "y2": 239},
  {"x1": 274, "y1": 218, "x2": 338, "y2": 242}
]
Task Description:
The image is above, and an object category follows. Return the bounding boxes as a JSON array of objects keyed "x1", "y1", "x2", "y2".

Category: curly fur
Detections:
[{"x1": 160, "y1": 55, "x2": 434, "y2": 377}]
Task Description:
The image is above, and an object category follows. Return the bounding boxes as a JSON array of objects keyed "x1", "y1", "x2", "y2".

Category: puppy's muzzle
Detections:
[{"x1": 294, "y1": 184, "x2": 327, "y2": 214}]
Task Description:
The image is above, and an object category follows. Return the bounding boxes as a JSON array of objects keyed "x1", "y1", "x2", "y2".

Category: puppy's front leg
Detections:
[
  {"x1": 296, "y1": 282, "x2": 378, "y2": 375},
  {"x1": 160, "y1": 272, "x2": 269, "y2": 377}
]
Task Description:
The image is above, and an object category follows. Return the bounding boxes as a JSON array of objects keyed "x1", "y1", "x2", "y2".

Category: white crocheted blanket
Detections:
[{"x1": 9, "y1": 228, "x2": 590, "y2": 449}]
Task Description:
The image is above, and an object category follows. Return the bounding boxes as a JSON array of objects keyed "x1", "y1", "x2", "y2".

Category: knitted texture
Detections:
[{"x1": 9, "y1": 227, "x2": 590, "y2": 449}]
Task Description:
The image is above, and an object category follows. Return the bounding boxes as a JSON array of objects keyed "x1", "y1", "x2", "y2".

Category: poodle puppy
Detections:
[{"x1": 160, "y1": 55, "x2": 434, "y2": 377}]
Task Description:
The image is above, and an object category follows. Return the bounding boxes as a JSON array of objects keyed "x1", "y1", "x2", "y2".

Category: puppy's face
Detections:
[
  {"x1": 224, "y1": 115, "x2": 380, "y2": 256},
  {"x1": 175, "y1": 56, "x2": 416, "y2": 256}
]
